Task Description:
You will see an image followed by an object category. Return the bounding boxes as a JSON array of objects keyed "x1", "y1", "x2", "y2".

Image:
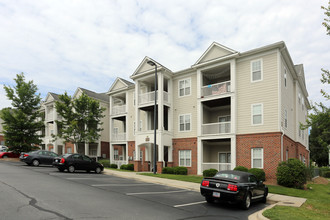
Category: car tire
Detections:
[
  {"x1": 2, "y1": 155, "x2": 8, "y2": 158},
  {"x1": 205, "y1": 196, "x2": 214, "y2": 203},
  {"x1": 68, "y1": 165, "x2": 75, "y2": 173},
  {"x1": 95, "y1": 167, "x2": 102, "y2": 174},
  {"x1": 241, "y1": 193, "x2": 251, "y2": 210},
  {"x1": 58, "y1": 168, "x2": 65, "y2": 172},
  {"x1": 262, "y1": 188, "x2": 268, "y2": 203},
  {"x1": 32, "y1": 159, "x2": 40, "y2": 166}
]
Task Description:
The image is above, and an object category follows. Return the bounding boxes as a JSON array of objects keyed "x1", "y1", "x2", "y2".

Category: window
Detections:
[
  {"x1": 303, "y1": 156, "x2": 306, "y2": 164},
  {"x1": 179, "y1": 150, "x2": 191, "y2": 167},
  {"x1": 114, "y1": 149, "x2": 119, "y2": 160},
  {"x1": 298, "y1": 93, "x2": 301, "y2": 104},
  {"x1": 284, "y1": 68, "x2": 287, "y2": 87},
  {"x1": 286, "y1": 149, "x2": 289, "y2": 161},
  {"x1": 251, "y1": 148, "x2": 263, "y2": 168},
  {"x1": 179, "y1": 114, "x2": 191, "y2": 131},
  {"x1": 67, "y1": 147, "x2": 72, "y2": 153},
  {"x1": 251, "y1": 59, "x2": 262, "y2": 82},
  {"x1": 284, "y1": 109, "x2": 288, "y2": 128},
  {"x1": 133, "y1": 122, "x2": 136, "y2": 135},
  {"x1": 179, "y1": 78, "x2": 191, "y2": 97},
  {"x1": 252, "y1": 104, "x2": 263, "y2": 125}
]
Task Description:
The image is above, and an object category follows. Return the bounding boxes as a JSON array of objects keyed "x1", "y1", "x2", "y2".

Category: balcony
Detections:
[
  {"x1": 201, "y1": 81, "x2": 230, "y2": 98},
  {"x1": 202, "y1": 121, "x2": 231, "y2": 135},
  {"x1": 112, "y1": 132, "x2": 126, "y2": 142},
  {"x1": 112, "y1": 105, "x2": 126, "y2": 116},
  {"x1": 138, "y1": 91, "x2": 169, "y2": 106}
]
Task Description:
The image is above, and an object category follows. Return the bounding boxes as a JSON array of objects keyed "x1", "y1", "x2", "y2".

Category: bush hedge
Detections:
[
  {"x1": 174, "y1": 166, "x2": 188, "y2": 175},
  {"x1": 162, "y1": 167, "x2": 175, "y2": 174},
  {"x1": 98, "y1": 160, "x2": 110, "y2": 168},
  {"x1": 248, "y1": 168, "x2": 266, "y2": 182},
  {"x1": 126, "y1": 163, "x2": 134, "y2": 171},
  {"x1": 110, "y1": 164, "x2": 118, "y2": 169},
  {"x1": 323, "y1": 171, "x2": 330, "y2": 178},
  {"x1": 234, "y1": 166, "x2": 249, "y2": 172},
  {"x1": 276, "y1": 158, "x2": 306, "y2": 189},
  {"x1": 203, "y1": 169, "x2": 218, "y2": 177},
  {"x1": 120, "y1": 164, "x2": 127, "y2": 170}
]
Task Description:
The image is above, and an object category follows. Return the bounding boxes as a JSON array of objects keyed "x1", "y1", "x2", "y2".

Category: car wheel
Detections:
[
  {"x1": 205, "y1": 196, "x2": 214, "y2": 203},
  {"x1": 68, "y1": 165, "x2": 75, "y2": 173},
  {"x1": 2, "y1": 155, "x2": 8, "y2": 158},
  {"x1": 95, "y1": 167, "x2": 102, "y2": 174},
  {"x1": 241, "y1": 193, "x2": 251, "y2": 210},
  {"x1": 262, "y1": 188, "x2": 268, "y2": 203},
  {"x1": 32, "y1": 159, "x2": 40, "y2": 166},
  {"x1": 58, "y1": 168, "x2": 65, "y2": 172}
]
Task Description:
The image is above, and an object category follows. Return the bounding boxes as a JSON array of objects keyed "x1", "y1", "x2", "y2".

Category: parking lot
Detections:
[{"x1": 1, "y1": 160, "x2": 269, "y2": 219}]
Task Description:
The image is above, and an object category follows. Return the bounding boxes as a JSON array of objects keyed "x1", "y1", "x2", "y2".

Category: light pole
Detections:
[{"x1": 147, "y1": 60, "x2": 157, "y2": 174}]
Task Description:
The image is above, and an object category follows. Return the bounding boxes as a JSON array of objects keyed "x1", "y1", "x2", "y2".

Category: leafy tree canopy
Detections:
[{"x1": 0, "y1": 73, "x2": 44, "y2": 153}]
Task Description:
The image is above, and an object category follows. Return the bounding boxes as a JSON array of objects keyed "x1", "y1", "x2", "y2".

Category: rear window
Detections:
[
  {"x1": 214, "y1": 173, "x2": 241, "y2": 180},
  {"x1": 62, "y1": 153, "x2": 72, "y2": 158}
]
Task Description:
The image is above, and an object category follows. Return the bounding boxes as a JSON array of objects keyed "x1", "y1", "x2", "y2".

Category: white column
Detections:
[
  {"x1": 85, "y1": 142, "x2": 89, "y2": 156},
  {"x1": 110, "y1": 144, "x2": 114, "y2": 164},
  {"x1": 168, "y1": 145, "x2": 173, "y2": 162},
  {"x1": 54, "y1": 142, "x2": 58, "y2": 154},
  {"x1": 158, "y1": 73, "x2": 164, "y2": 131},
  {"x1": 74, "y1": 143, "x2": 78, "y2": 153},
  {"x1": 231, "y1": 136, "x2": 236, "y2": 169},
  {"x1": 134, "y1": 81, "x2": 140, "y2": 159},
  {"x1": 97, "y1": 140, "x2": 101, "y2": 157},
  {"x1": 197, "y1": 70, "x2": 202, "y2": 136},
  {"x1": 197, "y1": 138, "x2": 203, "y2": 175}
]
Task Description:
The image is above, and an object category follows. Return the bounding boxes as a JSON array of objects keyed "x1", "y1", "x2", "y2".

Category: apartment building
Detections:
[
  {"x1": 108, "y1": 41, "x2": 310, "y2": 179},
  {"x1": 41, "y1": 88, "x2": 110, "y2": 158}
]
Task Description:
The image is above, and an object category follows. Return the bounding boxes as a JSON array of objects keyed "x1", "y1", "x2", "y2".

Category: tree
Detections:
[
  {"x1": 0, "y1": 73, "x2": 44, "y2": 153},
  {"x1": 55, "y1": 92, "x2": 105, "y2": 153},
  {"x1": 302, "y1": 2, "x2": 330, "y2": 166}
]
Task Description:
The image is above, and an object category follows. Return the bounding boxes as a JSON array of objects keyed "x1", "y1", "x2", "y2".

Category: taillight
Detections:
[
  {"x1": 60, "y1": 158, "x2": 65, "y2": 164},
  {"x1": 201, "y1": 180, "x2": 210, "y2": 187},
  {"x1": 24, "y1": 154, "x2": 29, "y2": 157},
  {"x1": 227, "y1": 184, "x2": 238, "y2": 192}
]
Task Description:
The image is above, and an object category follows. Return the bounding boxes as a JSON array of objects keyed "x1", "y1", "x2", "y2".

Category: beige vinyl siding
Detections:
[
  {"x1": 126, "y1": 89, "x2": 136, "y2": 141},
  {"x1": 173, "y1": 73, "x2": 197, "y2": 138},
  {"x1": 100, "y1": 101, "x2": 110, "y2": 142},
  {"x1": 236, "y1": 52, "x2": 279, "y2": 134},
  {"x1": 296, "y1": 85, "x2": 308, "y2": 146},
  {"x1": 112, "y1": 80, "x2": 126, "y2": 91},
  {"x1": 199, "y1": 47, "x2": 232, "y2": 63},
  {"x1": 280, "y1": 56, "x2": 295, "y2": 140}
]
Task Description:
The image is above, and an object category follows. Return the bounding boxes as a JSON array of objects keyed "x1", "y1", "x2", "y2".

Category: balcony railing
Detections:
[
  {"x1": 113, "y1": 160, "x2": 127, "y2": 168},
  {"x1": 202, "y1": 163, "x2": 231, "y2": 171},
  {"x1": 112, "y1": 105, "x2": 126, "y2": 115},
  {"x1": 201, "y1": 81, "x2": 230, "y2": 98},
  {"x1": 202, "y1": 122, "x2": 231, "y2": 135},
  {"x1": 112, "y1": 133, "x2": 126, "y2": 142},
  {"x1": 138, "y1": 91, "x2": 169, "y2": 106}
]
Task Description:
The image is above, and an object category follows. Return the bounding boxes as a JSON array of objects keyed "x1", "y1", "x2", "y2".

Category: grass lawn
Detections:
[
  {"x1": 138, "y1": 173, "x2": 204, "y2": 183},
  {"x1": 264, "y1": 183, "x2": 330, "y2": 220}
]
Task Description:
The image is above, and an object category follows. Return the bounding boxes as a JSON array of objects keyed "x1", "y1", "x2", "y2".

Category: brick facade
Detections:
[
  {"x1": 0, "y1": 135, "x2": 5, "y2": 145},
  {"x1": 65, "y1": 142, "x2": 74, "y2": 153},
  {"x1": 101, "y1": 141, "x2": 109, "y2": 158},
  {"x1": 172, "y1": 137, "x2": 197, "y2": 175},
  {"x1": 128, "y1": 141, "x2": 135, "y2": 164}
]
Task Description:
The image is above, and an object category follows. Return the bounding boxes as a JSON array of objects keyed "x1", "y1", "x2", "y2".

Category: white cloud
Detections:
[{"x1": 0, "y1": 0, "x2": 329, "y2": 110}]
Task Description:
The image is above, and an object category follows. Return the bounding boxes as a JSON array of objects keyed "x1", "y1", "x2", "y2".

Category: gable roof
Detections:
[
  {"x1": 195, "y1": 42, "x2": 238, "y2": 65},
  {"x1": 74, "y1": 87, "x2": 109, "y2": 103},
  {"x1": 131, "y1": 56, "x2": 172, "y2": 78},
  {"x1": 108, "y1": 77, "x2": 134, "y2": 94},
  {"x1": 44, "y1": 92, "x2": 60, "y2": 103}
]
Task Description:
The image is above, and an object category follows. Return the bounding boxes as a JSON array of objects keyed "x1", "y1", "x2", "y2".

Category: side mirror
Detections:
[{"x1": 91, "y1": 157, "x2": 96, "y2": 162}]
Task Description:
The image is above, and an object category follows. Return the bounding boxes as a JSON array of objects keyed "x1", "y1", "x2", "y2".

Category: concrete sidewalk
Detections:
[{"x1": 103, "y1": 169, "x2": 307, "y2": 220}]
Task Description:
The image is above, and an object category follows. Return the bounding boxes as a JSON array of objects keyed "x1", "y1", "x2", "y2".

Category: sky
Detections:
[{"x1": 0, "y1": 0, "x2": 329, "y2": 109}]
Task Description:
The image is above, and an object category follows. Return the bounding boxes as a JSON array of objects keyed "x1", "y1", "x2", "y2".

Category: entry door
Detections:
[{"x1": 219, "y1": 152, "x2": 231, "y2": 171}]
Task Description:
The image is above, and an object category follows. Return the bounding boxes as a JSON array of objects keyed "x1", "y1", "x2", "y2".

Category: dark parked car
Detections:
[
  {"x1": 20, "y1": 150, "x2": 59, "y2": 166},
  {"x1": 200, "y1": 170, "x2": 268, "y2": 209},
  {"x1": 0, "y1": 151, "x2": 20, "y2": 158},
  {"x1": 52, "y1": 153, "x2": 104, "y2": 174}
]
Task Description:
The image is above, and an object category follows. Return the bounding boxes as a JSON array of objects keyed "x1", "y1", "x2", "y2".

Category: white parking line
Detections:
[
  {"x1": 67, "y1": 178, "x2": 112, "y2": 180},
  {"x1": 173, "y1": 201, "x2": 206, "y2": 208},
  {"x1": 92, "y1": 183, "x2": 155, "y2": 187},
  {"x1": 126, "y1": 190, "x2": 188, "y2": 195}
]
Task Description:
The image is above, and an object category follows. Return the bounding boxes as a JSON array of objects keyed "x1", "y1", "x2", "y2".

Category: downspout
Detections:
[{"x1": 280, "y1": 127, "x2": 284, "y2": 162}]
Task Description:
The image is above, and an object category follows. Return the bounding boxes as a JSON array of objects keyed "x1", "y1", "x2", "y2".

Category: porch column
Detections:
[
  {"x1": 85, "y1": 142, "x2": 89, "y2": 156},
  {"x1": 231, "y1": 136, "x2": 236, "y2": 169},
  {"x1": 54, "y1": 142, "x2": 58, "y2": 154},
  {"x1": 197, "y1": 138, "x2": 203, "y2": 175},
  {"x1": 110, "y1": 144, "x2": 114, "y2": 164},
  {"x1": 97, "y1": 140, "x2": 101, "y2": 157}
]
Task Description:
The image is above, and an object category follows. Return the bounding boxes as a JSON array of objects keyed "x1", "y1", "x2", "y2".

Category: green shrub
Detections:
[
  {"x1": 162, "y1": 167, "x2": 175, "y2": 174},
  {"x1": 320, "y1": 167, "x2": 330, "y2": 177},
  {"x1": 174, "y1": 166, "x2": 188, "y2": 175},
  {"x1": 323, "y1": 171, "x2": 330, "y2": 178},
  {"x1": 248, "y1": 168, "x2": 266, "y2": 182},
  {"x1": 126, "y1": 163, "x2": 134, "y2": 171},
  {"x1": 234, "y1": 166, "x2": 249, "y2": 172},
  {"x1": 202, "y1": 168, "x2": 218, "y2": 177},
  {"x1": 98, "y1": 160, "x2": 110, "y2": 168},
  {"x1": 110, "y1": 164, "x2": 118, "y2": 169},
  {"x1": 120, "y1": 164, "x2": 128, "y2": 170},
  {"x1": 276, "y1": 158, "x2": 306, "y2": 189}
]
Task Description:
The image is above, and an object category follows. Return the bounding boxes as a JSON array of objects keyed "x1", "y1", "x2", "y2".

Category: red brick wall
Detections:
[
  {"x1": 0, "y1": 135, "x2": 5, "y2": 144},
  {"x1": 65, "y1": 142, "x2": 74, "y2": 153},
  {"x1": 48, "y1": 145, "x2": 54, "y2": 151},
  {"x1": 172, "y1": 137, "x2": 197, "y2": 175},
  {"x1": 101, "y1": 141, "x2": 109, "y2": 158},
  {"x1": 113, "y1": 145, "x2": 123, "y2": 156},
  {"x1": 236, "y1": 132, "x2": 282, "y2": 180},
  {"x1": 128, "y1": 141, "x2": 135, "y2": 164}
]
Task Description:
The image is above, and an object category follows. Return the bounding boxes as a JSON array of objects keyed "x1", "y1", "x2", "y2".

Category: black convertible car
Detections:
[
  {"x1": 53, "y1": 153, "x2": 104, "y2": 174},
  {"x1": 200, "y1": 170, "x2": 268, "y2": 209}
]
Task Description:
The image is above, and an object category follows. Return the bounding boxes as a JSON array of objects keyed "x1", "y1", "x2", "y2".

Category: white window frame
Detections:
[
  {"x1": 251, "y1": 59, "x2": 263, "y2": 82},
  {"x1": 284, "y1": 109, "x2": 288, "y2": 128},
  {"x1": 251, "y1": 148, "x2": 263, "y2": 168},
  {"x1": 178, "y1": 114, "x2": 191, "y2": 132},
  {"x1": 284, "y1": 68, "x2": 287, "y2": 88},
  {"x1": 251, "y1": 104, "x2": 263, "y2": 125},
  {"x1": 178, "y1": 78, "x2": 191, "y2": 97},
  {"x1": 298, "y1": 93, "x2": 301, "y2": 105},
  {"x1": 286, "y1": 149, "x2": 289, "y2": 161},
  {"x1": 114, "y1": 149, "x2": 119, "y2": 160},
  {"x1": 179, "y1": 150, "x2": 191, "y2": 167}
]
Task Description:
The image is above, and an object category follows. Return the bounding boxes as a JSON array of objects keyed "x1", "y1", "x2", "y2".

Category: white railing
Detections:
[
  {"x1": 202, "y1": 122, "x2": 231, "y2": 135},
  {"x1": 113, "y1": 160, "x2": 127, "y2": 168},
  {"x1": 112, "y1": 132, "x2": 126, "y2": 142},
  {"x1": 138, "y1": 91, "x2": 169, "y2": 105},
  {"x1": 202, "y1": 163, "x2": 231, "y2": 171},
  {"x1": 112, "y1": 105, "x2": 126, "y2": 115},
  {"x1": 201, "y1": 81, "x2": 230, "y2": 97}
]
